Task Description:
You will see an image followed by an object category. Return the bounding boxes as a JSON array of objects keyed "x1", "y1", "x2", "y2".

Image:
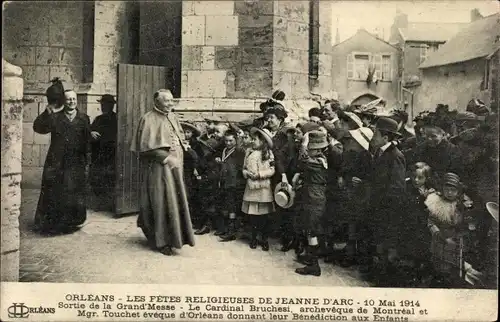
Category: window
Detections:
[
  {"x1": 372, "y1": 54, "x2": 382, "y2": 80},
  {"x1": 381, "y1": 54, "x2": 392, "y2": 81},
  {"x1": 420, "y1": 46, "x2": 428, "y2": 64},
  {"x1": 482, "y1": 59, "x2": 490, "y2": 90},
  {"x1": 354, "y1": 54, "x2": 370, "y2": 80}
]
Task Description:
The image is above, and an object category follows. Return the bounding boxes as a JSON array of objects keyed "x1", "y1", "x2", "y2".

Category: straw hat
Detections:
[
  {"x1": 274, "y1": 182, "x2": 295, "y2": 209},
  {"x1": 486, "y1": 202, "x2": 499, "y2": 223},
  {"x1": 250, "y1": 127, "x2": 273, "y2": 148},
  {"x1": 344, "y1": 111, "x2": 364, "y2": 128},
  {"x1": 349, "y1": 127, "x2": 374, "y2": 151}
]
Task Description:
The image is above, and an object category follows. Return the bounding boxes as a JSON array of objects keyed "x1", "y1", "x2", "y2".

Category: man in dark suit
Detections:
[{"x1": 361, "y1": 117, "x2": 407, "y2": 281}]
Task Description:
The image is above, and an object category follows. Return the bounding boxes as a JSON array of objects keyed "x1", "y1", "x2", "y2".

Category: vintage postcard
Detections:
[{"x1": 1, "y1": 0, "x2": 498, "y2": 321}]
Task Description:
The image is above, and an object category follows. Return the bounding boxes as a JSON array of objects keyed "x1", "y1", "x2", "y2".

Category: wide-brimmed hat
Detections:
[
  {"x1": 97, "y1": 94, "x2": 116, "y2": 104},
  {"x1": 374, "y1": 116, "x2": 401, "y2": 136},
  {"x1": 349, "y1": 127, "x2": 374, "y2": 151},
  {"x1": 443, "y1": 172, "x2": 461, "y2": 188},
  {"x1": 250, "y1": 127, "x2": 273, "y2": 148},
  {"x1": 180, "y1": 122, "x2": 201, "y2": 137},
  {"x1": 307, "y1": 130, "x2": 328, "y2": 150},
  {"x1": 274, "y1": 182, "x2": 295, "y2": 209},
  {"x1": 344, "y1": 111, "x2": 364, "y2": 128},
  {"x1": 486, "y1": 202, "x2": 499, "y2": 223}
]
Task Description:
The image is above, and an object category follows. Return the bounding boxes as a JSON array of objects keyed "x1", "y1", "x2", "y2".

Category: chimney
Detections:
[
  {"x1": 389, "y1": 10, "x2": 408, "y2": 43},
  {"x1": 470, "y1": 8, "x2": 483, "y2": 22}
]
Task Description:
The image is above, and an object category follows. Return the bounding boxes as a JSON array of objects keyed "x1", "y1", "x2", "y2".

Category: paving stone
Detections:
[
  {"x1": 20, "y1": 263, "x2": 49, "y2": 273},
  {"x1": 20, "y1": 272, "x2": 48, "y2": 282},
  {"x1": 18, "y1": 189, "x2": 368, "y2": 286}
]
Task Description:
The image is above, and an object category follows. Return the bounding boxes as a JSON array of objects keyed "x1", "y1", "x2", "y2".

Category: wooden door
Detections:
[{"x1": 115, "y1": 64, "x2": 167, "y2": 216}]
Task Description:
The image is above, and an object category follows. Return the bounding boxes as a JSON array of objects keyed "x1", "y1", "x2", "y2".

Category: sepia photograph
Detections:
[{"x1": 1, "y1": 0, "x2": 499, "y2": 320}]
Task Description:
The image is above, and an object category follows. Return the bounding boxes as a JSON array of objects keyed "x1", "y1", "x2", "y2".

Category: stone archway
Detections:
[
  {"x1": 350, "y1": 93, "x2": 380, "y2": 106},
  {"x1": 1, "y1": 59, "x2": 23, "y2": 281}
]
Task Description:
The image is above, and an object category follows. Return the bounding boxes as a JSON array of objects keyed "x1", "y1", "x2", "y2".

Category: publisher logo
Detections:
[
  {"x1": 8, "y1": 303, "x2": 30, "y2": 318},
  {"x1": 7, "y1": 303, "x2": 56, "y2": 318}
]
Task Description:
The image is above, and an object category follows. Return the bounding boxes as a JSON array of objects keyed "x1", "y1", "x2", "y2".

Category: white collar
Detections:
[{"x1": 380, "y1": 142, "x2": 392, "y2": 152}]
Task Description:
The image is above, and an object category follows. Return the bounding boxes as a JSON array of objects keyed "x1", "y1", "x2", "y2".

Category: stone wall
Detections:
[
  {"x1": 180, "y1": 0, "x2": 333, "y2": 100},
  {"x1": 93, "y1": 1, "x2": 139, "y2": 94},
  {"x1": 181, "y1": 1, "x2": 240, "y2": 99},
  {"x1": 3, "y1": 2, "x2": 85, "y2": 89},
  {"x1": 415, "y1": 58, "x2": 491, "y2": 115},
  {"x1": 139, "y1": 1, "x2": 182, "y2": 96},
  {"x1": 1, "y1": 60, "x2": 24, "y2": 281}
]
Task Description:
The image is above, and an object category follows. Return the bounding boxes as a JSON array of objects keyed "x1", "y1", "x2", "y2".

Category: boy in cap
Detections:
[
  {"x1": 362, "y1": 117, "x2": 407, "y2": 284},
  {"x1": 214, "y1": 129, "x2": 246, "y2": 241},
  {"x1": 292, "y1": 130, "x2": 332, "y2": 276}
]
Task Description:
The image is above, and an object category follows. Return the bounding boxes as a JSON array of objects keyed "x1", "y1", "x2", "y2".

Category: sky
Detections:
[{"x1": 330, "y1": 0, "x2": 499, "y2": 43}]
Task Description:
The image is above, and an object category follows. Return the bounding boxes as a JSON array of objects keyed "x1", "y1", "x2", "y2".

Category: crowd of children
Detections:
[{"x1": 178, "y1": 91, "x2": 498, "y2": 288}]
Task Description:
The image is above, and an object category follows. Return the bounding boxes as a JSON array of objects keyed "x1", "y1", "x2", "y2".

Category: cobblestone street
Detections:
[{"x1": 19, "y1": 189, "x2": 370, "y2": 287}]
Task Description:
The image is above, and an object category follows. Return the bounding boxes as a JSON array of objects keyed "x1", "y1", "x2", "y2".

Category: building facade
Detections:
[
  {"x1": 389, "y1": 11, "x2": 467, "y2": 88},
  {"x1": 331, "y1": 29, "x2": 400, "y2": 107},
  {"x1": 3, "y1": 0, "x2": 333, "y2": 188},
  {"x1": 415, "y1": 13, "x2": 499, "y2": 115}
]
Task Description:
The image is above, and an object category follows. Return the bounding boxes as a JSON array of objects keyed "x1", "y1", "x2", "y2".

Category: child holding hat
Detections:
[{"x1": 292, "y1": 130, "x2": 331, "y2": 276}]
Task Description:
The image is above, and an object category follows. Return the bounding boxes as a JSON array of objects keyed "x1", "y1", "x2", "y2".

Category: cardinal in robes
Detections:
[{"x1": 131, "y1": 89, "x2": 195, "y2": 255}]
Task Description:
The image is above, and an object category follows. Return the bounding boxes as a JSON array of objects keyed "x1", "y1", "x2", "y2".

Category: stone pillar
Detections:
[{"x1": 1, "y1": 59, "x2": 23, "y2": 282}]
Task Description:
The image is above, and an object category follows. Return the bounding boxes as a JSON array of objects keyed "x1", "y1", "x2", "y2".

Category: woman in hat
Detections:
[
  {"x1": 292, "y1": 130, "x2": 333, "y2": 276},
  {"x1": 90, "y1": 94, "x2": 118, "y2": 210},
  {"x1": 407, "y1": 112, "x2": 463, "y2": 184},
  {"x1": 241, "y1": 127, "x2": 276, "y2": 251},
  {"x1": 262, "y1": 95, "x2": 296, "y2": 246}
]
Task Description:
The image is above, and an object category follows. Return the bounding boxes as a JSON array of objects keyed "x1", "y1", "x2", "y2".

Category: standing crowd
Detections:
[
  {"x1": 32, "y1": 79, "x2": 498, "y2": 288},
  {"x1": 176, "y1": 90, "x2": 498, "y2": 288}
]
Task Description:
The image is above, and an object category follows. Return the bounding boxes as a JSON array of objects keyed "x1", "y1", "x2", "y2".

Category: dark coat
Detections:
[
  {"x1": 400, "y1": 183, "x2": 432, "y2": 260},
  {"x1": 295, "y1": 157, "x2": 329, "y2": 236},
  {"x1": 271, "y1": 127, "x2": 294, "y2": 184},
  {"x1": 336, "y1": 136, "x2": 372, "y2": 223},
  {"x1": 368, "y1": 143, "x2": 407, "y2": 248},
  {"x1": 408, "y1": 139, "x2": 463, "y2": 179},
  {"x1": 90, "y1": 112, "x2": 117, "y2": 192},
  {"x1": 217, "y1": 146, "x2": 246, "y2": 189},
  {"x1": 33, "y1": 109, "x2": 91, "y2": 231}
]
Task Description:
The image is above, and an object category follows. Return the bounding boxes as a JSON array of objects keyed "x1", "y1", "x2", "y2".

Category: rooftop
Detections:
[
  {"x1": 399, "y1": 22, "x2": 467, "y2": 43},
  {"x1": 420, "y1": 13, "x2": 500, "y2": 68}
]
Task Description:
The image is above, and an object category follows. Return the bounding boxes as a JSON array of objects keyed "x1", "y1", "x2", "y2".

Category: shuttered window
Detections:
[
  {"x1": 347, "y1": 54, "x2": 354, "y2": 79},
  {"x1": 382, "y1": 54, "x2": 392, "y2": 81},
  {"x1": 373, "y1": 54, "x2": 382, "y2": 80}
]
